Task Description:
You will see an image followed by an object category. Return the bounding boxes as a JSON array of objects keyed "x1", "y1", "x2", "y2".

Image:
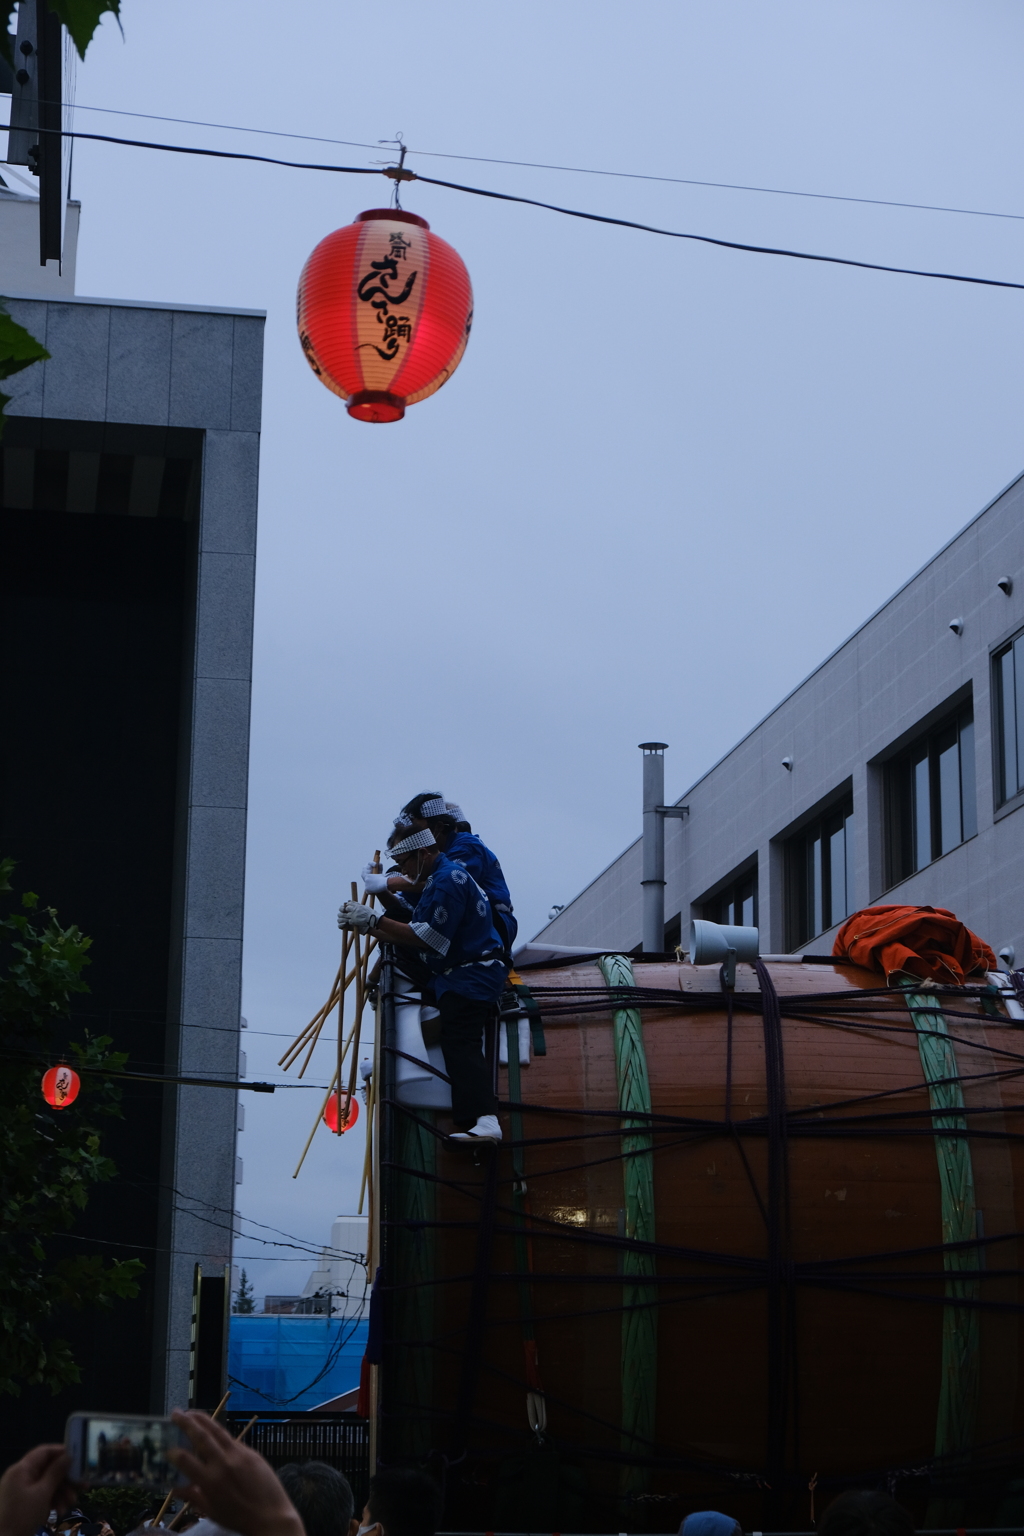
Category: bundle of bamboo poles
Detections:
[{"x1": 279, "y1": 856, "x2": 383, "y2": 1187}]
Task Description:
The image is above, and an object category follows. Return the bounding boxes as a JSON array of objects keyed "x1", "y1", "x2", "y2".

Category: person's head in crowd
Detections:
[
  {"x1": 816, "y1": 1490, "x2": 915, "y2": 1536},
  {"x1": 679, "y1": 1511, "x2": 742, "y2": 1536},
  {"x1": 276, "y1": 1463, "x2": 357, "y2": 1536},
  {"x1": 360, "y1": 1467, "x2": 443, "y2": 1536}
]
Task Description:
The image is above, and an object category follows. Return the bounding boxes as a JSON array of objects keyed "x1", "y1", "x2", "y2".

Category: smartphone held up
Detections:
[{"x1": 65, "y1": 1414, "x2": 187, "y2": 1492}]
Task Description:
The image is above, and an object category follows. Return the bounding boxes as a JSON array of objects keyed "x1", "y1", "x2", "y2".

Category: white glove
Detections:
[
  {"x1": 361, "y1": 862, "x2": 390, "y2": 896},
  {"x1": 337, "y1": 901, "x2": 379, "y2": 933}
]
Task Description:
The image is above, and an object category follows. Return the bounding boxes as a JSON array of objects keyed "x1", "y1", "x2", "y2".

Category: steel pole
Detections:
[{"x1": 639, "y1": 743, "x2": 668, "y2": 954}]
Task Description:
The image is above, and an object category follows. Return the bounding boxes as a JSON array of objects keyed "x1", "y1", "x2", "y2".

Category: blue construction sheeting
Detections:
[{"x1": 227, "y1": 1316, "x2": 369, "y2": 1411}]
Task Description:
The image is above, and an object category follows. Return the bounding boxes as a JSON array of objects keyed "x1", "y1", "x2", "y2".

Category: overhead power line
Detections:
[
  {"x1": 42, "y1": 98, "x2": 1024, "y2": 224},
  {"x1": 411, "y1": 168, "x2": 1024, "y2": 292},
  {"x1": 3, "y1": 121, "x2": 1023, "y2": 292}
]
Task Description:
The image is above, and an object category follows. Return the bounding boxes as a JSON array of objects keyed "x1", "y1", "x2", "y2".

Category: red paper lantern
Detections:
[
  {"x1": 41, "y1": 1064, "x2": 81, "y2": 1109},
  {"x1": 323, "y1": 1091, "x2": 359, "y2": 1134},
  {"x1": 297, "y1": 209, "x2": 473, "y2": 423}
]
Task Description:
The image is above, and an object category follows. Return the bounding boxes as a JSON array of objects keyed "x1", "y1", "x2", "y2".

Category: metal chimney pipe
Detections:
[{"x1": 640, "y1": 743, "x2": 668, "y2": 954}]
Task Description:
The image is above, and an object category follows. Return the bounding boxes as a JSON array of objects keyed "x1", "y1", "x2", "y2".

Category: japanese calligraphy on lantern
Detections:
[
  {"x1": 353, "y1": 221, "x2": 428, "y2": 379},
  {"x1": 356, "y1": 249, "x2": 419, "y2": 360}
]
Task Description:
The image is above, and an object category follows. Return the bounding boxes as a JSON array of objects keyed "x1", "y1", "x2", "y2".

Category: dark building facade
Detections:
[{"x1": 1, "y1": 267, "x2": 263, "y2": 1440}]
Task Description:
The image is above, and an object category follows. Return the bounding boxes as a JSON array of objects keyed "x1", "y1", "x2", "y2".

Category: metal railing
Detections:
[{"x1": 224, "y1": 1412, "x2": 369, "y2": 1507}]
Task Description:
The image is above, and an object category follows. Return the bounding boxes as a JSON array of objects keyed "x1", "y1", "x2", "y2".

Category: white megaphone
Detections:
[{"x1": 689, "y1": 919, "x2": 759, "y2": 989}]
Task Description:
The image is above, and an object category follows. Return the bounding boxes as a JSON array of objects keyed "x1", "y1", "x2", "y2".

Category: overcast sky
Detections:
[{"x1": 27, "y1": 0, "x2": 1024, "y2": 1299}]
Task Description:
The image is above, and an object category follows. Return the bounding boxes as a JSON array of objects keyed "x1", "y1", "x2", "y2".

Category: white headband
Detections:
[
  {"x1": 418, "y1": 796, "x2": 447, "y2": 818},
  {"x1": 392, "y1": 811, "x2": 414, "y2": 830},
  {"x1": 445, "y1": 803, "x2": 465, "y2": 822},
  {"x1": 390, "y1": 829, "x2": 436, "y2": 856}
]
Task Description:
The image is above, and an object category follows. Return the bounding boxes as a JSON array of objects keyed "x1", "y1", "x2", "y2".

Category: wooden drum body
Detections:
[{"x1": 377, "y1": 957, "x2": 1024, "y2": 1530}]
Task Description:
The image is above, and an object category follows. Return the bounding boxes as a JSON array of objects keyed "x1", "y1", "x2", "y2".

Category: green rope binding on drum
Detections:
[
  {"x1": 599, "y1": 954, "x2": 656, "y2": 1499},
  {"x1": 904, "y1": 986, "x2": 979, "y2": 1507}
]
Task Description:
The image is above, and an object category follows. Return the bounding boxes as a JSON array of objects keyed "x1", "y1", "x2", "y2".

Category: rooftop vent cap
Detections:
[{"x1": 999, "y1": 945, "x2": 1015, "y2": 971}]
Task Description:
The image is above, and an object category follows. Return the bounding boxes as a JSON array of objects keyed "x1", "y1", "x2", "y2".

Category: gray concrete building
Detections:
[
  {"x1": 1, "y1": 194, "x2": 263, "y2": 1436},
  {"x1": 535, "y1": 468, "x2": 1024, "y2": 966}
]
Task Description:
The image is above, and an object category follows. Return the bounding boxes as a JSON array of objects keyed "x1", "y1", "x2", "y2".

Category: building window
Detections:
[
  {"x1": 703, "y1": 868, "x2": 758, "y2": 927},
  {"x1": 785, "y1": 798, "x2": 854, "y2": 950},
  {"x1": 995, "y1": 632, "x2": 1024, "y2": 804},
  {"x1": 887, "y1": 706, "x2": 977, "y2": 885}
]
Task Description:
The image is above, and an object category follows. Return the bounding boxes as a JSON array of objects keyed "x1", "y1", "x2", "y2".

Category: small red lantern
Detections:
[
  {"x1": 42, "y1": 1064, "x2": 81, "y2": 1109},
  {"x1": 297, "y1": 209, "x2": 473, "y2": 423},
  {"x1": 323, "y1": 1091, "x2": 359, "y2": 1134}
]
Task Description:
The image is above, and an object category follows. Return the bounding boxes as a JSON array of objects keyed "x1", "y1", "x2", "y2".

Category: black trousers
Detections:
[
  {"x1": 439, "y1": 990, "x2": 498, "y2": 1128},
  {"x1": 393, "y1": 946, "x2": 436, "y2": 1001}
]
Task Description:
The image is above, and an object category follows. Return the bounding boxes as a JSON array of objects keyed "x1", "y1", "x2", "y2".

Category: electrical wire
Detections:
[
  {"x1": 34, "y1": 98, "x2": 1024, "y2": 224},
  {"x1": 4, "y1": 120, "x2": 1024, "y2": 293}
]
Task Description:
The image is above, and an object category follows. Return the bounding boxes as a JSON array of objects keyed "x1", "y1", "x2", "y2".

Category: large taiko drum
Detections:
[{"x1": 376, "y1": 954, "x2": 1024, "y2": 1532}]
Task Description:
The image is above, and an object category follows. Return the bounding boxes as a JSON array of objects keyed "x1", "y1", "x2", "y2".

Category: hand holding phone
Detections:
[
  {"x1": 65, "y1": 1414, "x2": 187, "y2": 1492},
  {"x1": 0, "y1": 1445, "x2": 75, "y2": 1536}
]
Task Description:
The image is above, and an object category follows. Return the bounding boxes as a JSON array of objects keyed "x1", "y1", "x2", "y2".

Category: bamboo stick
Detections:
[
  {"x1": 277, "y1": 969, "x2": 341, "y2": 1067},
  {"x1": 334, "y1": 933, "x2": 350, "y2": 1115},
  {"x1": 291, "y1": 987, "x2": 368, "y2": 1177},
  {"x1": 278, "y1": 852, "x2": 381, "y2": 1070},
  {"x1": 296, "y1": 956, "x2": 371, "y2": 1079},
  {"x1": 164, "y1": 1411, "x2": 258, "y2": 1530},
  {"x1": 357, "y1": 1051, "x2": 376, "y2": 1215},
  {"x1": 345, "y1": 975, "x2": 364, "y2": 1117},
  {"x1": 279, "y1": 943, "x2": 377, "y2": 1073},
  {"x1": 148, "y1": 1392, "x2": 229, "y2": 1526},
  {"x1": 292, "y1": 1069, "x2": 340, "y2": 1179},
  {"x1": 337, "y1": 882, "x2": 358, "y2": 1133},
  {"x1": 281, "y1": 976, "x2": 342, "y2": 1068},
  {"x1": 345, "y1": 933, "x2": 361, "y2": 1134}
]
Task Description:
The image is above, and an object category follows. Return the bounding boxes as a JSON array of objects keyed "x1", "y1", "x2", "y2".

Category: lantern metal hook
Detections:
[{"x1": 380, "y1": 134, "x2": 416, "y2": 210}]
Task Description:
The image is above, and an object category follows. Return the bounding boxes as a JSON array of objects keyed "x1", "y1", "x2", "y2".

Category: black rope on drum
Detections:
[
  {"x1": 722, "y1": 983, "x2": 771, "y2": 1228},
  {"x1": 449, "y1": 1146, "x2": 498, "y2": 1457},
  {"x1": 755, "y1": 958, "x2": 794, "y2": 1498}
]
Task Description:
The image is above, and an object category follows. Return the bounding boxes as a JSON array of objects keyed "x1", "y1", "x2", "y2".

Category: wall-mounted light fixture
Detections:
[
  {"x1": 949, "y1": 618, "x2": 964, "y2": 636},
  {"x1": 998, "y1": 576, "x2": 1014, "y2": 596},
  {"x1": 782, "y1": 756, "x2": 793, "y2": 771}
]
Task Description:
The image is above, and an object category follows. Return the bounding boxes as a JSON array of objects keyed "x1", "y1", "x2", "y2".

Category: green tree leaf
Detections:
[
  {"x1": 0, "y1": 304, "x2": 50, "y2": 383},
  {"x1": 0, "y1": 301, "x2": 50, "y2": 439},
  {"x1": 45, "y1": 0, "x2": 121, "y2": 61}
]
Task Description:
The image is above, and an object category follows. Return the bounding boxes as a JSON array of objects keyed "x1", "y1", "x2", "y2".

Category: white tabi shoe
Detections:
[{"x1": 449, "y1": 1114, "x2": 502, "y2": 1143}]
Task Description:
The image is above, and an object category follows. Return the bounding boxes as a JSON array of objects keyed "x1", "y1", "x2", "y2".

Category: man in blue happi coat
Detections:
[
  {"x1": 391, "y1": 792, "x2": 518, "y2": 954},
  {"x1": 339, "y1": 828, "x2": 505, "y2": 1143}
]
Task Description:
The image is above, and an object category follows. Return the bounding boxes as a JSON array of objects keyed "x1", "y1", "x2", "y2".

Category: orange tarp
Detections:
[{"x1": 832, "y1": 904, "x2": 998, "y2": 985}]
